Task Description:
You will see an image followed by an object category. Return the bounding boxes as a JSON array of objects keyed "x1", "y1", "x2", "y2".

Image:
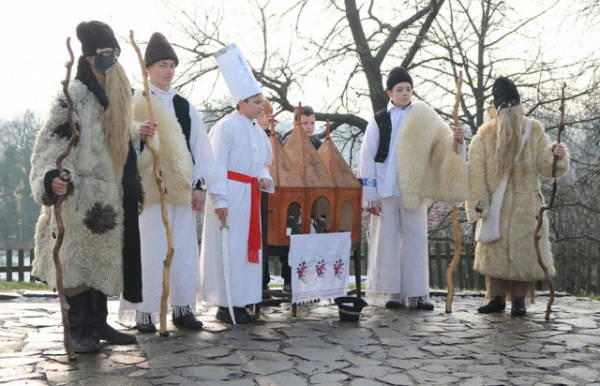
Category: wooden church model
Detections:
[{"x1": 265, "y1": 103, "x2": 362, "y2": 246}]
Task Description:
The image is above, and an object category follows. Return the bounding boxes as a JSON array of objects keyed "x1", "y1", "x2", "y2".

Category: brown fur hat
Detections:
[
  {"x1": 492, "y1": 77, "x2": 520, "y2": 108},
  {"x1": 145, "y1": 32, "x2": 179, "y2": 68},
  {"x1": 76, "y1": 21, "x2": 120, "y2": 57}
]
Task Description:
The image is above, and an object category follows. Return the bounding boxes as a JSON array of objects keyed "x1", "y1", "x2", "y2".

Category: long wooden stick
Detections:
[
  {"x1": 445, "y1": 71, "x2": 463, "y2": 313},
  {"x1": 129, "y1": 30, "x2": 174, "y2": 336},
  {"x1": 53, "y1": 37, "x2": 78, "y2": 360},
  {"x1": 534, "y1": 82, "x2": 567, "y2": 321}
]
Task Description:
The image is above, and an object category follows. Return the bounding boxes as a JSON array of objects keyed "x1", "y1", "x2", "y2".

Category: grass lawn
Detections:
[{"x1": 0, "y1": 281, "x2": 51, "y2": 291}]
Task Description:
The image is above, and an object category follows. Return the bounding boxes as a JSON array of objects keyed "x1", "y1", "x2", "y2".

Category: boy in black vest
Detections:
[
  {"x1": 119, "y1": 32, "x2": 225, "y2": 332},
  {"x1": 358, "y1": 67, "x2": 467, "y2": 311}
]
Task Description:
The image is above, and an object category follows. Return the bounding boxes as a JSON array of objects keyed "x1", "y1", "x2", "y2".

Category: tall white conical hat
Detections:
[{"x1": 214, "y1": 43, "x2": 262, "y2": 102}]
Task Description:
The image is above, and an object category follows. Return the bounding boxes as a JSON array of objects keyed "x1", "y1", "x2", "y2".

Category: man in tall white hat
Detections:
[{"x1": 200, "y1": 44, "x2": 274, "y2": 324}]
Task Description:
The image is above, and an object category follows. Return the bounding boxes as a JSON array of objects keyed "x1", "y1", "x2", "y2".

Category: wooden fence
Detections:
[
  {"x1": 3, "y1": 241, "x2": 600, "y2": 296},
  {"x1": 0, "y1": 249, "x2": 34, "y2": 282}
]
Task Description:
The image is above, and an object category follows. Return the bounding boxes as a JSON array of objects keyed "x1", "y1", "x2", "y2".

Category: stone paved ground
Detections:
[{"x1": 1, "y1": 291, "x2": 599, "y2": 385}]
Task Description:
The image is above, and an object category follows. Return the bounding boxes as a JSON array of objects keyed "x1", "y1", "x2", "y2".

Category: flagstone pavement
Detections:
[{"x1": 1, "y1": 291, "x2": 599, "y2": 385}]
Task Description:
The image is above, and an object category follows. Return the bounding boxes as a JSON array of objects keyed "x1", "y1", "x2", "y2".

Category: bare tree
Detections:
[
  {"x1": 164, "y1": 0, "x2": 445, "y2": 135},
  {"x1": 0, "y1": 110, "x2": 41, "y2": 247}
]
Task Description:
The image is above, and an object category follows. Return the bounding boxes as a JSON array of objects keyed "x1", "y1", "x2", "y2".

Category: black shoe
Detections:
[
  {"x1": 385, "y1": 300, "x2": 403, "y2": 309},
  {"x1": 477, "y1": 296, "x2": 506, "y2": 314},
  {"x1": 216, "y1": 306, "x2": 248, "y2": 324},
  {"x1": 90, "y1": 324, "x2": 137, "y2": 345},
  {"x1": 415, "y1": 299, "x2": 434, "y2": 311},
  {"x1": 172, "y1": 312, "x2": 204, "y2": 329},
  {"x1": 136, "y1": 322, "x2": 157, "y2": 333},
  {"x1": 235, "y1": 307, "x2": 258, "y2": 322},
  {"x1": 511, "y1": 298, "x2": 527, "y2": 316}
]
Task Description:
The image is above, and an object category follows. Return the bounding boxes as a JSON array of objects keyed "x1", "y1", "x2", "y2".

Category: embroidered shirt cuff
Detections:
[
  {"x1": 192, "y1": 178, "x2": 205, "y2": 191},
  {"x1": 361, "y1": 178, "x2": 377, "y2": 188}
]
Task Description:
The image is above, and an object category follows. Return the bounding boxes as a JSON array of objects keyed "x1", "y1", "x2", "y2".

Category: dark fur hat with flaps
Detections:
[
  {"x1": 492, "y1": 77, "x2": 520, "y2": 109},
  {"x1": 145, "y1": 32, "x2": 179, "y2": 68},
  {"x1": 386, "y1": 67, "x2": 413, "y2": 90},
  {"x1": 76, "y1": 21, "x2": 120, "y2": 57}
]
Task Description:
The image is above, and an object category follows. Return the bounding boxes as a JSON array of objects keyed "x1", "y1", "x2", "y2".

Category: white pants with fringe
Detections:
[
  {"x1": 118, "y1": 202, "x2": 201, "y2": 324},
  {"x1": 366, "y1": 195, "x2": 430, "y2": 306}
]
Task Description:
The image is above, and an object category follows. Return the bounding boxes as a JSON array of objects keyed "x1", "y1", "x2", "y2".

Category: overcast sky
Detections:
[
  {"x1": 1, "y1": 0, "x2": 598, "y2": 123},
  {"x1": 0, "y1": 0, "x2": 177, "y2": 121}
]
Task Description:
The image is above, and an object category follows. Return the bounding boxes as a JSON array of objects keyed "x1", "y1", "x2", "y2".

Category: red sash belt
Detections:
[{"x1": 227, "y1": 170, "x2": 260, "y2": 264}]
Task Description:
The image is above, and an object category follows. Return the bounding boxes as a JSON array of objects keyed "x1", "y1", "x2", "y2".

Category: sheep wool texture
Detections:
[
  {"x1": 30, "y1": 80, "x2": 142, "y2": 298},
  {"x1": 394, "y1": 101, "x2": 470, "y2": 210},
  {"x1": 466, "y1": 116, "x2": 570, "y2": 281}
]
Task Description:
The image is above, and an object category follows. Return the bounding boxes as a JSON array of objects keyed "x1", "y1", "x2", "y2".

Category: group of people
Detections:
[{"x1": 29, "y1": 20, "x2": 569, "y2": 354}]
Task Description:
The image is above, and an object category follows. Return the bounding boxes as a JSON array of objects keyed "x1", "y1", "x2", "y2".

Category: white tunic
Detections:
[
  {"x1": 119, "y1": 83, "x2": 224, "y2": 322},
  {"x1": 358, "y1": 100, "x2": 466, "y2": 305},
  {"x1": 200, "y1": 111, "x2": 274, "y2": 307}
]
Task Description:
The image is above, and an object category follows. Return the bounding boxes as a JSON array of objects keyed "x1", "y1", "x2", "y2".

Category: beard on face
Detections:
[
  {"x1": 493, "y1": 104, "x2": 524, "y2": 180},
  {"x1": 104, "y1": 62, "x2": 132, "y2": 175}
]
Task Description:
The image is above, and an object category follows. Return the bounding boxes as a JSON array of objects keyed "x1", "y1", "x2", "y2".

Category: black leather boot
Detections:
[
  {"x1": 86, "y1": 289, "x2": 136, "y2": 345},
  {"x1": 511, "y1": 297, "x2": 527, "y2": 316},
  {"x1": 477, "y1": 295, "x2": 506, "y2": 314},
  {"x1": 67, "y1": 291, "x2": 100, "y2": 353}
]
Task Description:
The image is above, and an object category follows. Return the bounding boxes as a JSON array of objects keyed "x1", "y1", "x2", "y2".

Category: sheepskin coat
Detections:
[
  {"x1": 466, "y1": 117, "x2": 570, "y2": 281},
  {"x1": 132, "y1": 89, "x2": 194, "y2": 208},
  {"x1": 30, "y1": 80, "x2": 142, "y2": 298},
  {"x1": 394, "y1": 101, "x2": 470, "y2": 210}
]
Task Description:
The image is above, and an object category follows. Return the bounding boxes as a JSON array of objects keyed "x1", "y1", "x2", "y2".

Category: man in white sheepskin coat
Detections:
[
  {"x1": 30, "y1": 21, "x2": 148, "y2": 353},
  {"x1": 466, "y1": 77, "x2": 569, "y2": 316},
  {"x1": 358, "y1": 67, "x2": 469, "y2": 311}
]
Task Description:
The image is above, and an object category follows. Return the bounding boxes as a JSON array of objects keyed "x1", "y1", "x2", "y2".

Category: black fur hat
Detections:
[
  {"x1": 76, "y1": 21, "x2": 120, "y2": 57},
  {"x1": 145, "y1": 32, "x2": 179, "y2": 68},
  {"x1": 492, "y1": 77, "x2": 520, "y2": 108},
  {"x1": 386, "y1": 67, "x2": 413, "y2": 90}
]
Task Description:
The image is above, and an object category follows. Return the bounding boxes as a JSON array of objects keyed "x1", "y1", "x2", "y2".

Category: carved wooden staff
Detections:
[
  {"x1": 535, "y1": 82, "x2": 567, "y2": 321},
  {"x1": 445, "y1": 71, "x2": 463, "y2": 313},
  {"x1": 129, "y1": 30, "x2": 175, "y2": 336},
  {"x1": 53, "y1": 37, "x2": 78, "y2": 360}
]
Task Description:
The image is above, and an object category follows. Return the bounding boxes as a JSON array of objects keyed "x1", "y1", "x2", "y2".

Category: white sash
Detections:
[{"x1": 475, "y1": 120, "x2": 532, "y2": 243}]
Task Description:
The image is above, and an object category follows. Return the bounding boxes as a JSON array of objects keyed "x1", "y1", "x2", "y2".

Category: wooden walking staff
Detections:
[
  {"x1": 445, "y1": 71, "x2": 463, "y2": 313},
  {"x1": 53, "y1": 37, "x2": 78, "y2": 360},
  {"x1": 535, "y1": 82, "x2": 567, "y2": 321},
  {"x1": 129, "y1": 30, "x2": 175, "y2": 336}
]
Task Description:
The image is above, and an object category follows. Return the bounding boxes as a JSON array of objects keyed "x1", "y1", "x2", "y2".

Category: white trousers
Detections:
[
  {"x1": 119, "y1": 203, "x2": 201, "y2": 323},
  {"x1": 366, "y1": 196, "x2": 429, "y2": 304}
]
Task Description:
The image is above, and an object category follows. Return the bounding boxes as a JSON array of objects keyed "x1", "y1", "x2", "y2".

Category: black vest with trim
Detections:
[
  {"x1": 374, "y1": 108, "x2": 392, "y2": 163},
  {"x1": 172, "y1": 94, "x2": 194, "y2": 164}
]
